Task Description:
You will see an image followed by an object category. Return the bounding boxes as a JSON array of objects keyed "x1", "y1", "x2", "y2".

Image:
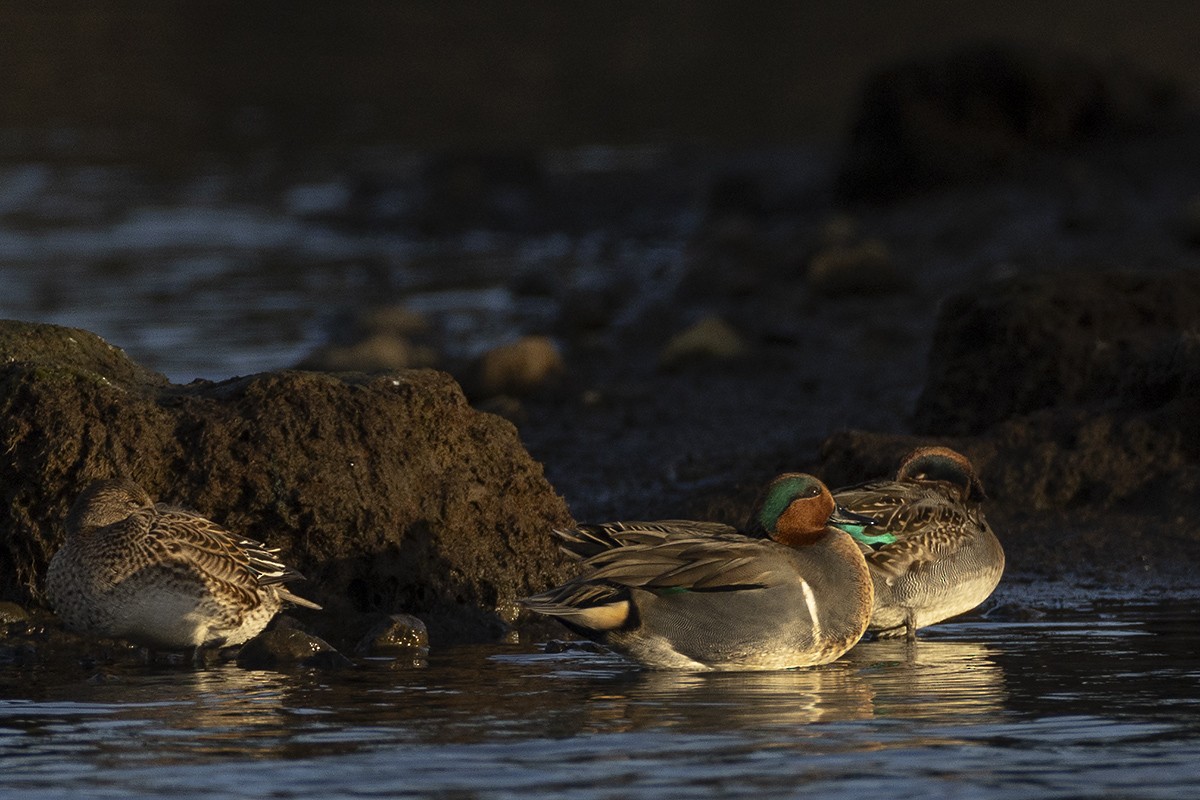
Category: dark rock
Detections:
[
  {"x1": 838, "y1": 43, "x2": 1179, "y2": 200},
  {"x1": 914, "y1": 271, "x2": 1200, "y2": 436},
  {"x1": 354, "y1": 613, "x2": 430, "y2": 657},
  {"x1": 236, "y1": 627, "x2": 351, "y2": 670},
  {"x1": 0, "y1": 320, "x2": 574, "y2": 648}
]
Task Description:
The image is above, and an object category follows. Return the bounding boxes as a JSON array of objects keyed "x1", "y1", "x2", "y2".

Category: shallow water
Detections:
[{"x1": 3, "y1": 601, "x2": 1199, "y2": 799}]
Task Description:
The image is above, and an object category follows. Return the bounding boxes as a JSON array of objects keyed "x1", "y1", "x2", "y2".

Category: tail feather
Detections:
[{"x1": 520, "y1": 582, "x2": 631, "y2": 632}]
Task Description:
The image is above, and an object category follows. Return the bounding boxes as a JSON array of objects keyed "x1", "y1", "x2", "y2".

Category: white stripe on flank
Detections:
[{"x1": 798, "y1": 578, "x2": 821, "y2": 639}]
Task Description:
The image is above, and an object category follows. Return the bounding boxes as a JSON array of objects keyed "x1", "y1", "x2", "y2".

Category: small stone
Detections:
[
  {"x1": 806, "y1": 239, "x2": 906, "y2": 296},
  {"x1": 236, "y1": 627, "x2": 351, "y2": 670},
  {"x1": 299, "y1": 333, "x2": 437, "y2": 373},
  {"x1": 477, "y1": 335, "x2": 564, "y2": 397},
  {"x1": 819, "y1": 215, "x2": 859, "y2": 248},
  {"x1": 0, "y1": 602, "x2": 30, "y2": 625},
  {"x1": 355, "y1": 306, "x2": 429, "y2": 338},
  {"x1": 354, "y1": 613, "x2": 430, "y2": 657},
  {"x1": 658, "y1": 317, "x2": 747, "y2": 370}
]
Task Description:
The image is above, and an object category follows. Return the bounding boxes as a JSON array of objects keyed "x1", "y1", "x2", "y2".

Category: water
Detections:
[
  {"x1": 0, "y1": 153, "x2": 712, "y2": 383},
  {"x1": 3, "y1": 601, "x2": 1199, "y2": 799}
]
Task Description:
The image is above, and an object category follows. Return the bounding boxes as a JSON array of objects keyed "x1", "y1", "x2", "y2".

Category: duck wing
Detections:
[
  {"x1": 147, "y1": 506, "x2": 300, "y2": 589},
  {"x1": 552, "y1": 520, "x2": 742, "y2": 560},
  {"x1": 836, "y1": 482, "x2": 984, "y2": 578},
  {"x1": 520, "y1": 535, "x2": 781, "y2": 633}
]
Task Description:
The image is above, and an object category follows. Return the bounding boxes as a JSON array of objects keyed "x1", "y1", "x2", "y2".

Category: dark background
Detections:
[{"x1": 5, "y1": 2, "x2": 1200, "y2": 159}]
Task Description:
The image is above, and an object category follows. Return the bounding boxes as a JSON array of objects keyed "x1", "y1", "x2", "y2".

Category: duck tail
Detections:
[{"x1": 520, "y1": 582, "x2": 632, "y2": 633}]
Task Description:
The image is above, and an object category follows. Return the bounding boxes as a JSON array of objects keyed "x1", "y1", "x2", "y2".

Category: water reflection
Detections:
[
  {"x1": 572, "y1": 662, "x2": 878, "y2": 734},
  {"x1": 847, "y1": 638, "x2": 1006, "y2": 721},
  {"x1": 0, "y1": 636, "x2": 1008, "y2": 759},
  {"x1": 5, "y1": 606, "x2": 1200, "y2": 799}
]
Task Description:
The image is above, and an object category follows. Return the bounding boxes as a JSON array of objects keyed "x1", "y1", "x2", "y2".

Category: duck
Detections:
[
  {"x1": 520, "y1": 473, "x2": 877, "y2": 671},
  {"x1": 832, "y1": 446, "x2": 1005, "y2": 639},
  {"x1": 45, "y1": 478, "x2": 321, "y2": 651}
]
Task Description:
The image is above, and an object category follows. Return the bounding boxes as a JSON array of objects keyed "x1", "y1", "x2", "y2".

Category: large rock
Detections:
[
  {"x1": 0, "y1": 321, "x2": 574, "y2": 646},
  {"x1": 914, "y1": 271, "x2": 1200, "y2": 436},
  {"x1": 838, "y1": 44, "x2": 1179, "y2": 200}
]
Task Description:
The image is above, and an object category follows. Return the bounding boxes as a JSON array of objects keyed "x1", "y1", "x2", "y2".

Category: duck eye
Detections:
[{"x1": 803, "y1": 485, "x2": 820, "y2": 498}]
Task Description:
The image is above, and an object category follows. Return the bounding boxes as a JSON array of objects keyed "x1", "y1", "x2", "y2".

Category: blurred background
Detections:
[{"x1": 4, "y1": 0, "x2": 1200, "y2": 382}]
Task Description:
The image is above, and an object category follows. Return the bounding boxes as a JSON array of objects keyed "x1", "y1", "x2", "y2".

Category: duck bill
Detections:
[{"x1": 828, "y1": 505, "x2": 897, "y2": 547}]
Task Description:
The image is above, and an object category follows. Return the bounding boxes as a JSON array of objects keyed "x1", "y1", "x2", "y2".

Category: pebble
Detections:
[
  {"x1": 236, "y1": 627, "x2": 351, "y2": 670},
  {"x1": 300, "y1": 333, "x2": 437, "y2": 373},
  {"x1": 806, "y1": 239, "x2": 907, "y2": 296},
  {"x1": 477, "y1": 335, "x2": 564, "y2": 396},
  {"x1": 658, "y1": 316, "x2": 747, "y2": 370},
  {"x1": 354, "y1": 613, "x2": 430, "y2": 657}
]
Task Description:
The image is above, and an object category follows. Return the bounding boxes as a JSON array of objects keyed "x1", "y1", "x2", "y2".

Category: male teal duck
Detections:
[
  {"x1": 832, "y1": 446, "x2": 1004, "y2": 639},
  {"x1": 46, "y1": 478, "x2": 321, "y2": 650},
  {"x1": 521, "y1": 473, "x2": 876, "y2": 671}
]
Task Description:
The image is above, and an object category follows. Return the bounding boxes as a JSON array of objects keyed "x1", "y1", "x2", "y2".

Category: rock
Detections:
[
  {"x1": 0, "y1": 321, "x2": 574, "y2": 647},
  {"x1": 299, "y1": 305, "x2": 437, "y2": 373},
  {"x1": 236, "y1": 627, "x2": 351, "y2": 670},
  {"x1": 353, "y1": 613, "x2": 430, "y2": 657},
  {"x1": 658, "y1": 317, "x2": 748, "y2": 370},
  {"x1": 914, "y1": 271, "x2": 1200, "y2": 436},
  {"x1": 475, "y1": 335, "x2": 564, "y2": 397},
  {"x1": 0, "y1": 319, "x2": 167, "y2": 389},
  {"x1": 0, "y1": 602, "x2": 30, "y2": 625},
  {"x1": 825, "y1": 274, "x2": 1200, "y2": 515},
  {"x1": 838, "y1": 43, "x2": 1179, "y2": 199},
  {"x1": 299, "y1": 333, "x2": 437, "y2": 373},
  {"x1": 806, "y1": 239, "x2": 906, "y2": 296},
  {"x1": 351, "y1": 305, "x2": 430, "y2": 340}
]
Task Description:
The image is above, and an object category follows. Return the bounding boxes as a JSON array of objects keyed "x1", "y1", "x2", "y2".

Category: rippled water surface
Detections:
[{"x1": 3, "y1": 602, "x2": 1198, "y2": 799}]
